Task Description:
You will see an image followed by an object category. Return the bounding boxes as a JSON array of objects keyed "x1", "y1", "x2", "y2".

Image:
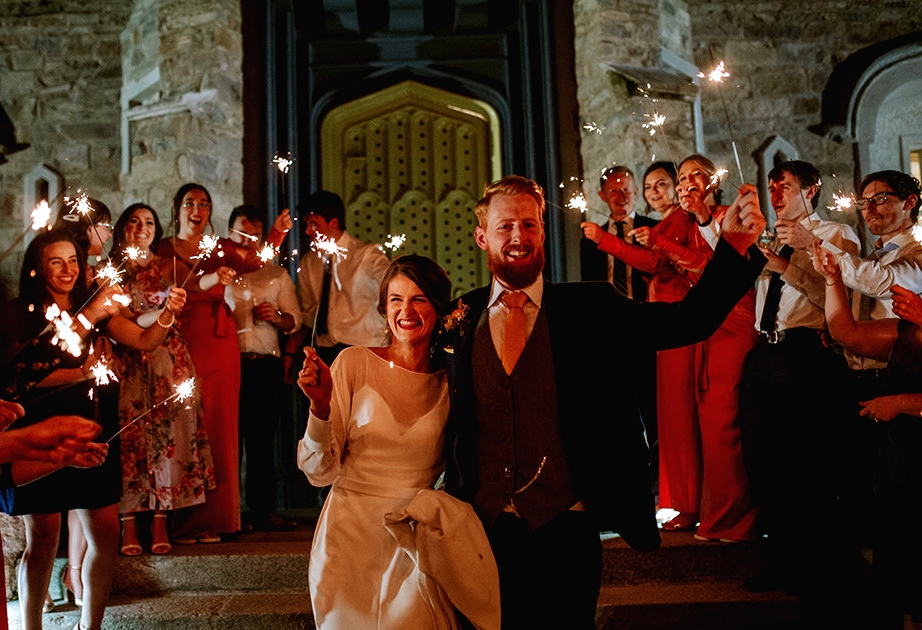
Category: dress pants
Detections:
[
  {"x1": 739, "y1": 327, "x2": 851, "y2": 592},
  {"x1": 487, "y1": 510, "x2": 601, "y2": 630}
]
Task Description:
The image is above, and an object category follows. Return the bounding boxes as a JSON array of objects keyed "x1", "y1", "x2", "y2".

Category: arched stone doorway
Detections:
[{"x1": 319, "y1": 80, "x2": 501, "y2": 297}]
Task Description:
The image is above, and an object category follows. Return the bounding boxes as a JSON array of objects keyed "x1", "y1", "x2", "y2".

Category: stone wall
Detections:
[
  {"x1": 573, "y1": 0, "x2": 922, "y2": 224},
  {"x1": 120, "y1": 0, "x2": 245, "y2": 232},
  {"x1": 0, "y1": 0, "x2": 131, "y2": 294},
  {"x1": 688, "y1": 0, "x2": 922, "y2": 211},
  {"x1": 0, "y1": 0, "x2": 245, "y2": 295}
]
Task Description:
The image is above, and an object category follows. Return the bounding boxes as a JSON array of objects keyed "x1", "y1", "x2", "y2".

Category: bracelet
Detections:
[
  {"x1": 156, "y1": 309, "x2": 175, "y2": 328},
  {"x1": 697, "y1": 216, "x2": 713, "y2": 227}
]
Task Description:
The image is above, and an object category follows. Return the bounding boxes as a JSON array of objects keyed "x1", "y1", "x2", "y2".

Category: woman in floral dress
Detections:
[{"x1": 109, "y1": 203, "x2": 215, "y2": 555}]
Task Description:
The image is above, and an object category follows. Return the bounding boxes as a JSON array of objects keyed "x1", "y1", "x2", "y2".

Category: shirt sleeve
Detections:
[
  {"x1": 825, "y1": 238, "x2": 922, "y2": 298},
  {"x1": 297, "y1": 355, "x2": 350, "y2": 487}
]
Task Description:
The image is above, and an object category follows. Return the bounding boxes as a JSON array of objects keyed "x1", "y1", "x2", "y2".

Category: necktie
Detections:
[
  {"x1": 758, "y1": 244, "x2": 794, "y2": 333},
  {"x1": 611, "y1": 221, "x2": 628, "y2": 297},
  {"x1": 314, "y1": 263, "x2": 333, "y2": 336},
  {"x1": 501, "y1": 292, "x2": 528, "y2": 375}
]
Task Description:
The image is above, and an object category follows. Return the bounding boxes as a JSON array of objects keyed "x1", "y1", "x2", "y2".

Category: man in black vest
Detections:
[{"x1": 445, "y1": 175, "x2": 767, "y2": 628}]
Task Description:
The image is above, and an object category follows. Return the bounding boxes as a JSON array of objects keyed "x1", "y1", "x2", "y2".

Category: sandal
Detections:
[
  {"x1": 151, "y1": 513, "x2": 172, "y2": 555},
  {"x1": 119, "y1": 515, "x2": 143, "y2": 556},
  {"x1": 197, "y1": 532, "x2": 221, "y2": 544},
  {"x1": 64, "y1": 564, "x2": 84, "y2": 606},
  {"x1": 661, "y1": 512, "x2": 699, "y2": 531},
  {"x1": 43, "y1": 592, "x2": 55, "y2": 613}
]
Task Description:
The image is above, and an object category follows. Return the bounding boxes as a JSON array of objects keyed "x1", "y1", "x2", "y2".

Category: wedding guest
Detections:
[
  {"x1": 0, "y1": 229, "x2": 186, "y2": 630},
  {"x1": 109, "y1": 203, "x2": 215, "y2": 556},
  {"x1": 158, "y1": 183, "x2": 291, "y2": 541},
  {"x1": 226, "y1": 204, "x2": 300, "y2": 531}
]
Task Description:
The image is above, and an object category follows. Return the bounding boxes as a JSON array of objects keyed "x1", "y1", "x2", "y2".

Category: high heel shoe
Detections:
[
  {"x1": 120, "y1": 514, "x2": 142, "y2": 556},
  {"x1": 43, "y1": 591, "x2": 55, "y2": 613},
  {"x1": 63, "y1": 564, "x2": 84, "y2": 606},
  {"x1": 151, "y1": 512, "x2": 172, "y2": 555}
]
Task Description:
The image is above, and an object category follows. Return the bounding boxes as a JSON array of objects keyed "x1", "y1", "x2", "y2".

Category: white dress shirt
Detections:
[
  {"x1": 226, "y1": 263, "x2": 302, "y2": 357},
  {"x1": 755, "y1": 214, "x2": 860, "y2": 332},
  {"x1": 297, "y1": 230, "x2": 390, "y2": 348}
]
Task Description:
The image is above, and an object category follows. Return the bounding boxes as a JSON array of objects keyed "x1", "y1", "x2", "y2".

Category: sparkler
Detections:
[
  {"x1": 383, "y1": 233, "x2": 407, "y2": 254},
  {"x1": 87, "y1": 354, "x2": 119, "y2": 401},
  {"x1": 257, "y1": 242, "x2": 278, "y2": 263},
  {"x1": 63, "y1": 190, "x2": 109, "y2": 263},
  {"x1": 582, "y1": 121, "x2": 606, "y2": 135},
  {"x1": 45, "y1": 304, "x2": 92, "y2": 358},
  {"x1": 635, "y1": 84, "x2": 678, "y2": 172},
  {"x1": 310, "y1": 233, "x2": 348, "y2": 262},
  {"x1": 0, "y1": 200, "x2": 56, "y2": 266},
  {"x1": 179, "y1": 235, "x2": 221, "y2": 289},
  {"x1": 829, "y1": 193, "x2": 854, "y2": 212},
  {"x1": 107, "y1": 377, "x2": 196, "y2": 444},
  {"x1": 550, "y1": 177, "x2": 607, "y2": 223},
  {"x1": 229, "y1": 227, "x2": 259, "y2": 242},
  {"x1": 698, "y1": 57, "x2": 744, "y2": 185}
]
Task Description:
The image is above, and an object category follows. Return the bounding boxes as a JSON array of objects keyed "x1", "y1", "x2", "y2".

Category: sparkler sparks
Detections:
[
  {"x1": 582, "y1": 121, "x2": 606, "y2": 135},
  {"x1": 642, "y1": 113, "x2": 667, "y2": 136},
  {"x1": 566, "y1": 192, "x2": 589, "y2": 213},
  {"x1": 89, "y1": 357, "x2": 119, "y2": 387},
  {"x1": 257, "y1": 243, "x2": 278, "y2": 263},
  {"x1": 710, "y1": 168, "x2": 728, "y2": 188},
  {"x1": 31, "y1": 200, "x2": 52, "y2": 231},
  {"x1": 229, "y1": 227, "x2": 258, "y2": 242},
  {"x1": 383, "y1": 233, "x2": 407, "y2": 252},
  {"x1": 829, "y1": 193, "x2": 854, "y2": 212},
  {"x1": 45, "y1": 304, "x2": 86, "y2": 358},
  {"x1": 272, "y1": 153, "x2": 294, "y2": 174},
  {"x1": 699, "y1": 60, "x2": 730, "y2": 84},
  {"x1": 107, "y1": 377, "x2": 197, "y2": 443},
  {"x1": 311, "y1": 233, "x2": 348, "y2": 262},
  {"x1": 96, "y1": 261, "x2": 124, "y2": 286}
]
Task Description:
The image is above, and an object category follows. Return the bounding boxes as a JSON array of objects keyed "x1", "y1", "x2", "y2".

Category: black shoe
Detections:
[{"x1": 251, "y1": 512, "x2": 297, "y2": 532}]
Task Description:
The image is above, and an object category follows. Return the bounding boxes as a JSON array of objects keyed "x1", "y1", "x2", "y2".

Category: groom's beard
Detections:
[{"x1": 486, "y1": 246, "x2": 545, "y2": 290}]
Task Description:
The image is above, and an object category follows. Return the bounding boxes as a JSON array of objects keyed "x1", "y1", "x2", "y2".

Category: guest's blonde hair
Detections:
[{"x1": 474, "y1": 175, "x2": 546, "y2": 227}]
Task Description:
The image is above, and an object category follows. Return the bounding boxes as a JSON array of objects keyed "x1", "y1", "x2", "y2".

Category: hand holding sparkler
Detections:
[
  {"x1": 178, "y1": 235, "x2": 221, "y2": 289},
  {"x1": 579, "y1": 222, "x2": 605, "y2": 244},
  {"x1": 7, "y1": 415, "x2": 102, "y2": 464},
  {"x1": 297, "y1": 346, "x2": 332, "y2": 420},
  {"x1": 720, "y1": 184, "x2": 767, "y2": 256},
  {"x1": 774, "y1": 219, "x2": 817, "y2": 251},
  {"x1": 629, "y1": 226, "x2": 660, "y2": 249},
  {"x1": 71, "y1": 442, "x2": 108, "y2": 468}
]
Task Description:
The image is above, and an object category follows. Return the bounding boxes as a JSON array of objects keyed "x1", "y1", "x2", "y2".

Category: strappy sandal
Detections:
[
  {"x1": 64, "y1": 564, "x2": 84, "y2": 605},
  {"x1": 151, "y1": 513, "x2": 172, "y2": 555},
  {"x1": 119, "y1": 515, "x2": 142, "y2": 556}
]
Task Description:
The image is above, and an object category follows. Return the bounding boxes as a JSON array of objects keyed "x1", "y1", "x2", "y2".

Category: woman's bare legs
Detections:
[
  {"x1": 64, "y1": 510, "x2": 86, "y2": 602},
  {"x1": 75, "y1": 505, "x2": 119, "y2": 629},
  {"x1": 19, "y1": 513, "x2": 61, "y2": 630}
]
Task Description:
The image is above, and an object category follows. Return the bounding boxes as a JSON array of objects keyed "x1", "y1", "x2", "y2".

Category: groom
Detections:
[{"x1": 444, "y1": 175, "x2": 767, "y2": 628}]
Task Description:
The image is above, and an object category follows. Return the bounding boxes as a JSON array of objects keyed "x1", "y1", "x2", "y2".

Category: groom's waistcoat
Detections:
[{"x1": 470, "y1": 307, "x2": 577, "y2": 529}]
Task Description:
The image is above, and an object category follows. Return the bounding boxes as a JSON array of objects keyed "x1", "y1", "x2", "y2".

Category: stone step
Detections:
[{"x1": 5, "y1": 526, "x2": 837, "y2": 629}]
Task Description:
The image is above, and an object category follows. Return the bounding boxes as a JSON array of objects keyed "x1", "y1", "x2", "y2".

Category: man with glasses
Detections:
[{"x1": 786, "y1": 169, "x2": 922, "y2": 571}]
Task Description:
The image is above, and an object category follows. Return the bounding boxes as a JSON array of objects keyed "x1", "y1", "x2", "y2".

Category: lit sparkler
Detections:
[
  {"x1": 383, "y1": 233, "x2": 407, "y2": 253},
  {"x1": 642, "y1": 113, "x2": 667, "y2": 136},
  {"x1": 257, "y1": 242, "x2": 278, "y2": 263},
  {"x1": 31, "y1": 200, "x2": 52, "y2": 230},
  {"x1": 829, "y1": 193, "x2": 854, "y2": 213},
  {"x1": 566, "y1": 192, "x2": 588, "y2": 213},
  {"x1": 311, "y1": 233, "x2": 348, "y2": 262},
  {"x1": 107, "y1": 377, "x2": 196, "y2": 443},
  {"x1": 0, "y1": 199, "x2": 58, "y2": 266},
  {"x1": 698, "y1": 55, "x2": 744, "y2": 184},
  {"x1": 272, "y1": 153, "x2": 294, "y2": 175},
  {"x1": 96, "y1": 260, "x2": 124, "y2": 286},
  {"x1": 179, "y1": 235, "x2": 221, "y2": 289},
  {"x1": 45, "y1": 304, "x2": 91, "y2": 358},
  {"x1": 229, "y1": 227, "x2": 259, "y2": 242},
  {"x1": 582, "y1": 121, "x2": 606, "y2": 135}
]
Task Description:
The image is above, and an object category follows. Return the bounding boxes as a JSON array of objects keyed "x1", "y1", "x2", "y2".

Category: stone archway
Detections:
[{"x1": 810, "y1": 33, "x2": 922, "y2": 186}]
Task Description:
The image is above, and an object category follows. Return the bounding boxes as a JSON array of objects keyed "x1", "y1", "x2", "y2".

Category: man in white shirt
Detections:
[
  {"x1": 288, "y1": 191, "x2": 389, "y2": 367},
  {"x1": 740, "y1": 161, "x2": 861, "y2": 596},
  {"x1": 226, "y1": 204, "x2": 301, "y2": 531}
]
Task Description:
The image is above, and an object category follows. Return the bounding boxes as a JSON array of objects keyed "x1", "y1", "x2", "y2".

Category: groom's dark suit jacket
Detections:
[{"x1": 445, "y1": 239, "x2": 764, "y2": 552}]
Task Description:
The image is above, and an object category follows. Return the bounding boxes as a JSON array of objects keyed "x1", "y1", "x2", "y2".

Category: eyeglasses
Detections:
[
  {"x1": 182, "y1": 201, "x2": 212, "y2": 210},
  {"x1": 855, "y1": 192, "x2": 898, "y2": 211}
]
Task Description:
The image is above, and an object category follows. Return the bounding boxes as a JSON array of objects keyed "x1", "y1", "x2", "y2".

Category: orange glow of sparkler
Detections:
[
  {"x1": 699, "y1": 61, "x2": 730, "y2": 84},
  {"x1": 31, "y1": 200, "x2": 52, "y2": 231}
]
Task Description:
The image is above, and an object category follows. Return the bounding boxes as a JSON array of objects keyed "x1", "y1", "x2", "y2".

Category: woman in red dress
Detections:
[{"x1": 158, "y1": 183, "x2": 290, "y2": 541}]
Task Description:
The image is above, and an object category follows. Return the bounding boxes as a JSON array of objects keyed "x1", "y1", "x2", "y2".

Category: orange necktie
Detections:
[{"x1": 501, "y1": 292, "x2": 528, "y2": 375}]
